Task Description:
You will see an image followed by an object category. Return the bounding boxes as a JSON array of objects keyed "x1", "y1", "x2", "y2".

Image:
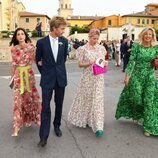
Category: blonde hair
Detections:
[
  {"x1": 88, "y1": 28, "x2": 100, "y2": 38},
  {"x1": 49, "y1": 16, "x2": 67, "y2": 31},
  {"x1": 138, "y1": 27, "x2": 157, "y2": 46}
]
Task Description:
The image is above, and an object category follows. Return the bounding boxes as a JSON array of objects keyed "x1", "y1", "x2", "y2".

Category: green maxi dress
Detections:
[{"x1": 115, "y1": 42, "x2": 158, "y2": 135}]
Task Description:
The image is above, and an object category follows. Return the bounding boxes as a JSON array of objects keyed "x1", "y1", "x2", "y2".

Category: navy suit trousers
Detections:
[{"x1": 39, "y1": 83, "x2": 65, "y2": 140}]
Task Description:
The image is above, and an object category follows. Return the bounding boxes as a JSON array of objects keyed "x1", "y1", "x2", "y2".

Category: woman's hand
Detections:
[
  {"x1": 103, "y1": 60, "x2": 108, "y2": 66},
  {"x1": 38, "y1": 61, "x2": 42, "y2": 66},
  {"x1": 89, "y1": 58, "x2": 95, "y2": 65},
  {"x1": 78, "y1": 58, "x2": 95, "y2": 68},
  {"x1": 11, "y1": 66, "x2": 16, "y2": 78},
  {"x1": 124, "y1": 75, "x2": 130, "y2": 86}
]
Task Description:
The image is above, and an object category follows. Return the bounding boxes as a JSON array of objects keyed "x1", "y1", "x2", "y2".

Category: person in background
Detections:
[
  {"x1": 107, "y1": 41, "x2": 113, "y2": 60},
  {"x1": 36, "y1": 16, "x2": 68, "y2": 147},
  {"x1": 115, "y1": 27, "x2": 158, "y2": 137},
  {"x1": 122, "y1": 36, "x2": 133, "y2": 72},
  {"x1": 111, "y1": 42, "x2": 116, "y2": 60},
  {"x1": 114, "y1": 41, "x2": 121, "y2": 66},
  {"x1": 35, "y1": 21, "x2": 42, "y2": 37},
  {"x1": 10, "y1": 27, "x2": 41, "y2": 137},
  {"x1": 101, "y1": 40, "x2": 109, "y2": 60},
  {"x1": 120, "y1": 39, "x2": 126, "y2": 61},
  {"x1": 68, "y1": 28, "x2": 108, "y2": 137}
]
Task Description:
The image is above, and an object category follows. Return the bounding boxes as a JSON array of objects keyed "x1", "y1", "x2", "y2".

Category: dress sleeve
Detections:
[
  {"x1": 11, "y1": 47, "x2": 18, "y2": 66},
  {"x1": 76, "y1": 46, "x2": 85, "y2": 61},
  {"x1": 28, "y1": 43, "x2": 36, "y2": 62},
  {"x1": 125, "y1": 42, "x2": 138, "y2": 76}
]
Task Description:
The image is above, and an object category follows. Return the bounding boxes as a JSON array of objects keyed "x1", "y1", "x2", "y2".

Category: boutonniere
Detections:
[{"x1": 58, "y1": 42, "x2": 63, "y2": 46}]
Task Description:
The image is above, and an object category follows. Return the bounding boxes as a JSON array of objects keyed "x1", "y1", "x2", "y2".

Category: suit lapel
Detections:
[
  {"x1": 45, "y1": 36, "x2": 55, "y2": 63},
  {"x1": 56, "y1": 37, "x2": 62, "y2": 63}
]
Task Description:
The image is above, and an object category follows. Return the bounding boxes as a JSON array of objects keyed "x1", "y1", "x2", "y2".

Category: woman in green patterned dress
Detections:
[{"x1": 115, "y1": 27, "x2": 158, "y2": 137}]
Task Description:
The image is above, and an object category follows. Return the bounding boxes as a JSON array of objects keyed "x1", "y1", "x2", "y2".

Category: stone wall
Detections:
[
  {"x1": 0, "y1": 38, "x2": 39, "y2": 63},
  {"x1": 0, "y1": 47, "x2": 11, "y2": 62},
  {"x1": 0, "y1": 39, "x2": 12, "y2": 62}
]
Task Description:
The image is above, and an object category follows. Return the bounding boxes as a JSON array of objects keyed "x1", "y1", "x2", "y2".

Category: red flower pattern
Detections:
[
  {"x1": 28, "y1": 69, "x2": 33, "y2": 75},
  {"x1": 16, "y1": 51, "x2": 21, "y2": 56},
  {"x1": 11, "y1": 43, "x2": 41, "y2": 129}
]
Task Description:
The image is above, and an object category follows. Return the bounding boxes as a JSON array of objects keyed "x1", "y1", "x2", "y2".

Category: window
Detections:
[
  {"x1": 137, "y1": 19, "x2": 140, "y2": 24},
  {"x1": 152, "y1": 20, "x2": 155, "y2": 24},
  {"x1": 108, "y1": 20, "x2": 112, "y2": 26},
  {"x1": 26, "y1": 18, "x2": 29, "y2": 23},
  {"x1": 147, "y1": 19, "x2": 149, "y2": 24},
  {"x1": 142, "y1": 19, "x2": 145, "y2": 24}
]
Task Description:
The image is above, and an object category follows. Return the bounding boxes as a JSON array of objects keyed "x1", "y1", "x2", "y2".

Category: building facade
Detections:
[
  {"x1": 0, "y1": 0, "x2": 25, "y2": 31},
  {"x1": 19, "y1": 11, "x2": 50, "y2": 33},
  {"x1": 58, "y1": 0, "x2": 73, "y2": 18},
  {"x1": 107, "y1": 24, "x2": 144, "y2": 41},
  {"x1": 89, "y1": 3, "x2": 158, "y2": 29},
  {"x1": 0, "y1": 0, "x2": 51, "y2": 33},
  {"x1": 88, "y1": 3, "x2": 158, "y2": 41},
  {"x1": 67, "y1": 16, "x2": 103, "y2": 27}
]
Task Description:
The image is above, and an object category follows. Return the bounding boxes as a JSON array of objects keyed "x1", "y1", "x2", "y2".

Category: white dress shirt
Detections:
[{"x1": 49, "y1": 35, "x2": 59, "y2": 62}]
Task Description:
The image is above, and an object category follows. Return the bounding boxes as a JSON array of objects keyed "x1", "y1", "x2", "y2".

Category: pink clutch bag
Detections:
[{"x1": 92, "y1": 64, "x2": 107, "y2": 75}]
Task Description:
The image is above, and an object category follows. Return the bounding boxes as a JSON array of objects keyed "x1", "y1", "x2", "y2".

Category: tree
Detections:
[{"x1": 69, "y1": 25, "x2": 90, "y2": 35}]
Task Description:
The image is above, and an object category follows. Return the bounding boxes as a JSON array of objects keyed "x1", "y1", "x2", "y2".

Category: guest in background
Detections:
[
  {"x1": 122, "y1": 36, "x2": 133, "y2": 72},
  {"x1": 114, "y1": 41, "x2": 121, "y2": 66},
  {"x1": 35, "y1": 21, "x2": 42, "y2": 37}
]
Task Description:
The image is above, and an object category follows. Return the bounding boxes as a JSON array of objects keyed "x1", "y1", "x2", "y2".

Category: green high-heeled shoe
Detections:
[{"x1": 95, "y1": 130, "x2": 103, "y2": 137}]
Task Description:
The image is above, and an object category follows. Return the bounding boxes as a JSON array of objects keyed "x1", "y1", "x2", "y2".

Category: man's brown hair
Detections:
[{"x1": 49, "y1": 16, "x2": 67, "y2": 31}]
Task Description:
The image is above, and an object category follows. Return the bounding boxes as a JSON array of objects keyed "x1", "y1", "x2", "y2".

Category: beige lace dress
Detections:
[{"x1": 68, "y1": 43, "x2": 106, "y2": 133}]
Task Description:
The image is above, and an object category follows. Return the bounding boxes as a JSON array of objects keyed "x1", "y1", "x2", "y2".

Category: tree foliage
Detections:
[{"x1": 69, "y1": 25, "x2": 90, "y2": 35}]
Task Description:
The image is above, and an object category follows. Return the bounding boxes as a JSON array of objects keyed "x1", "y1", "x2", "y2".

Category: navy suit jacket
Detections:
[{"x1": 36, "y1": 35, "x2": 68, "y2": 89}]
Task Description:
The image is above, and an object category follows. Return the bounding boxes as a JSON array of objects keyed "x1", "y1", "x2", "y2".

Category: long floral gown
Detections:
[
  {"x1": 68, "y1": 43, "x2": 106, "y2": 133},
  {"x1": 115, "y1": 42, "x2": 158, "y2": 135},
  {"x1": 11, "y1": 43, "x2": 41, "y2": 129}
]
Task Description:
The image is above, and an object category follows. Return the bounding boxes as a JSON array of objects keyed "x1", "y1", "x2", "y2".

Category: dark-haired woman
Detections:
[{"x1": 10, "y1": 28, "x2": 41, "y2": 136}]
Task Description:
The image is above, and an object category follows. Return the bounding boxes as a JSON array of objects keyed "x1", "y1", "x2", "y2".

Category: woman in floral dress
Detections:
[
  {"x1": 115, "y1": 27, "x2": 158, "y2": 136},
  {"x1": 68, "y1": 28, "x2": 108, "y2": 137},
  {"x1": 10, "y1": 28, "x2": 41, "y2": 136}
]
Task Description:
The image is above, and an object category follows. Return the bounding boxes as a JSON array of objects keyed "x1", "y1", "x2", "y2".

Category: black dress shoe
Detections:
[
  {"x1": 54, "y1": 127, "x2": 62, "y2": 137},
  {"x1": 38, "y1": 139, "x2": 47, "y2": 147}
]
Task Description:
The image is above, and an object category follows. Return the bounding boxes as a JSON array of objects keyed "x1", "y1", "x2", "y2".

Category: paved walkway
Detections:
[{"x1": 0, "y1": 61, "x2": 158, "y2": 158}]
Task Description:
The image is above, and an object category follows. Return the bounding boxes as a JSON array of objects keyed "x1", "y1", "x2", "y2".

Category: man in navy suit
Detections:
[{"x1": 36, "y1": 16, "x2": 68, "y2": 147}]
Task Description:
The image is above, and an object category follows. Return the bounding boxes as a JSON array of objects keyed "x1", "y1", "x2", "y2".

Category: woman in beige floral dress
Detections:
[
  {"x1": 68, "y1": 28, "x2": 107, "y2": 137},
  {"x1": 10, "y1": 28, "x2": 41, "y2": 136}
]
